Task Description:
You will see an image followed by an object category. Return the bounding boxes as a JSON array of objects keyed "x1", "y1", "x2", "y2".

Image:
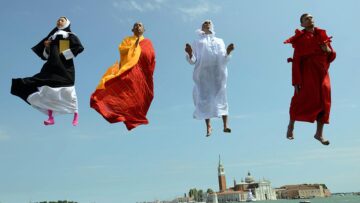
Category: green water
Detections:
[{"x1": 229, "y1": 195, "x2": 360, "y2": 203}]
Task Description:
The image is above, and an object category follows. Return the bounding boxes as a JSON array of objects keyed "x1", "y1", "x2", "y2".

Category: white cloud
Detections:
[
  {"x1": 112, "y1": 0, "x2": 222, "y2": 22},
  {"x1": 113, "y1": 0, "x2": 165, "y2": 12},
  {"x1": 177, "y1": 1, "x2": 221, "y2": 21}
]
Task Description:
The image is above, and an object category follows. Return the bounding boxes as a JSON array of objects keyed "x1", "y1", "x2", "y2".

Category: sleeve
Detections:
[
  {"x1": 62, "y1": 34, "x2": 84, "y2": 60},
  {"x1": 324, "y1": 31, "x2": 336, "y2": 63},
  {"x1": 327, "y1": 43, "x2": 336, "y2": 63},
  {"x1": 42, "y1": 48, "x2": 49, "y2": 59},
  {"x1": 219, "y1": 39, "x2": 231, "y2": 63},
  {"x1": 186, "y1": 53, "x2": 196, "y2": 64},
  {"x1": 31, "y1": 38, "x2": 48, "y2": 60},
  {"x1": 119, "y1": 37, "x2": 132, "y2": 55},
  {"x1": 319, "y1": 30, "x2": 336, "y2": 63},
  {"x1": 291, "y1": 48, "x2": 302, "y2": 86}
]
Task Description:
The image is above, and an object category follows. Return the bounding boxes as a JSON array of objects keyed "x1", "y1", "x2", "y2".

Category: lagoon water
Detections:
[{"x1": 241, "y1": 195, "x2": 360, "y2": 203}]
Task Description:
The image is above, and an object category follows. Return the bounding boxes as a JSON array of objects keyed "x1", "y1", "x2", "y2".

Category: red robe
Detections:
[
  {"x1": 284, "y1": 27, "x2": 336, "y2": 124},
  {"x1": 90, "y1": 39, "x2": 156, "y2": 130}
]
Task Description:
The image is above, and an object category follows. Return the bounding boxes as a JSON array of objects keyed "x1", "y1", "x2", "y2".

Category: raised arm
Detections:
[
  {"x1": 226, "y1": 43, "x2": 234, "y2": 55},
  {"x1": 185, "y1": 43, "x2": 196, "y2": 65}
]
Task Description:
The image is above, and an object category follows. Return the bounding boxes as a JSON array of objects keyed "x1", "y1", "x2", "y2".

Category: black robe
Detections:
[{"x1": 11, "y1": 28, "x2": 84, "y2": 104}]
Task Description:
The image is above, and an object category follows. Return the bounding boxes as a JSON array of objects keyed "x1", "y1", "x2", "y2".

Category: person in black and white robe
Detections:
[{"x1": 11, "y1": 16, "x2": 84, "y2": 126}]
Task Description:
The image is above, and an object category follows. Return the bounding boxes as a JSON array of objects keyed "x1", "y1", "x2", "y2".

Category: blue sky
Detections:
[{"x1": 1, "y1": 0, "x2": 360, "y2": 202}]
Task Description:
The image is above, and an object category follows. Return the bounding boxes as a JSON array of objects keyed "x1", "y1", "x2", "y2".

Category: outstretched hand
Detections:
[
  {"x1": 320, "y1": 44, "x2": 331, "y2": 53},
  {"x1": 135, "y1": 37, "x2": 140, "y2": 47},
  {"x1": 185, "y1": 43, "x2": 193, "y2": 58},
  {"x1": 227, "y1": 43, "x2": 234, "y2": 55},
  {"x1": 294, "y1": 85, "x2": 301, "y2": 94}
]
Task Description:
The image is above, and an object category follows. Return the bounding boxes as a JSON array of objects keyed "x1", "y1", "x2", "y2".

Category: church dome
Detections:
[{"x1": 245, "y1": 172, "x2": 254, "y2": 183}]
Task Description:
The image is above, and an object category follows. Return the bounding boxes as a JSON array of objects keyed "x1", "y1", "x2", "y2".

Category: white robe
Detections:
[
  {"x1": 27, "y1": 86, "x2": 78, "y2": 115},
  {"x1": 186, "y1": 33, "x2": 231, "y2": 119}
]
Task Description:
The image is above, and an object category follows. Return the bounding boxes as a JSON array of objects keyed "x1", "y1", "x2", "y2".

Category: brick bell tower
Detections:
[{"x1": 218, "y1": 155, "x2": 227, "y2": 192}]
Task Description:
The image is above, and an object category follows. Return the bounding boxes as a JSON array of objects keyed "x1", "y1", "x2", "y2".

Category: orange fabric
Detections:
[
  {"x1": 285, "y1": 27, "x2": 336, "y2": 123},
  {"x1": 90, "y1": 39, "x2": 156, "y2": 130},
  {"x1": 96, "y1": 35, "x2": 144, "y2": 89}
]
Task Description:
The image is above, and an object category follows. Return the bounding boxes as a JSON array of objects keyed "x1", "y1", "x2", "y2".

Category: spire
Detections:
[
  {"x1": 218, "y1": 155, "x2": 225, "y2": 175},
  {"x1": 217, "y1": 155, "x2": 226, "y2": 192},
  {"x1": 219, "y1": 154, "x2": 222, "y2": 166}
]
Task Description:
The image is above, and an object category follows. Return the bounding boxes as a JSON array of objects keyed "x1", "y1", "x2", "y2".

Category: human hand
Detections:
[
  {"x1": 44, "y1": 40, "x2": 51, "y2": 48},
  {"x1": 185, "y1": 43, "x2": 193, "y2": 57},
  {"x1": 320, "y1": 44, "x2": 331, "y2": 53},
  {"x1": 135, "y1": 37, "x2": 140, "y2": 47},
  {"x1": 294, "y1": 85, "x2": 301, "y2": 94},
  {"x1": 227, "y1": 43, "x2": 234, "y2": 55}
]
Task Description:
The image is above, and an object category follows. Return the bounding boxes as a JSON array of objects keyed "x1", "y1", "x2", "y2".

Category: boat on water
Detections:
[
  {"x1": 246, "y1": 189, "x2": 257, "y2": 202},
  {"x1": 299, "y1": 201, "x2": 311, "y2": 203}
]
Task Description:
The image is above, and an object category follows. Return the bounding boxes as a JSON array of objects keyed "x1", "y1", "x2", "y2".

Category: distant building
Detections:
[
  {"x1": 209, "y1": 156, "x2": 277, "y2": 202},
  {"x1": 276, "y1": 184, "x2": 331, "y2": 199}
]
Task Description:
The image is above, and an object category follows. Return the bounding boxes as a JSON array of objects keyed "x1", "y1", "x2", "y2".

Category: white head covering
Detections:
[
  {"x1": 57, "y1": 17, "x2": 71, "y2": 30},
  {"x1": 196, "y1": 19, "x2": 215, "y2": 36},
  {"x1": 50, "y1": 17, "x2": 71, "y2": 40}
]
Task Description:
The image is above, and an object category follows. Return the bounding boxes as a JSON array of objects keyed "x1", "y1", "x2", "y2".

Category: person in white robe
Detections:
[{"x1": 185, "y1": 20, "x2": 234, "y2": 137}]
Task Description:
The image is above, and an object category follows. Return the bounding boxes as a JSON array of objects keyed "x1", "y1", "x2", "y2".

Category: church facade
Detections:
[{"x1": 208, "y1": 157, "x2": 277, "y2": 202}]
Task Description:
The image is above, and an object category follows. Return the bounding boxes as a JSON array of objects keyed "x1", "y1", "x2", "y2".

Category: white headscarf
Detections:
[
  {"x1": 196, "y1": 19, "x2": 215, "y2": 36},
  {"x1": 50, "y1": 17, "x2": 71, "y2": 40},
  {"x1": 57, "y1": 17, "x2": 71, "y2": 30}
]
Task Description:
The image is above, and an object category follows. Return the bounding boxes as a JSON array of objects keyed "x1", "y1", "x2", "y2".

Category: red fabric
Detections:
[
  {"x1": 90, "y1": 39, "x2": 156, "y2": 130},
  {"x1": 285, "y1": 27, "x2": 336, "y2": 123}
]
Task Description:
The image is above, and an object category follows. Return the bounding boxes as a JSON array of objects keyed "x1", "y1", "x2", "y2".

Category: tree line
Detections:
[{"x1": 188, "y1": 188, "x2": 214, "y2": 202}]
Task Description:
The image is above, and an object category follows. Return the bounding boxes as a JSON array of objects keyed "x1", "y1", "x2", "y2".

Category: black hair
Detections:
[{"x1": 300, "y1": 13, "x2": 310, "y2": 23}]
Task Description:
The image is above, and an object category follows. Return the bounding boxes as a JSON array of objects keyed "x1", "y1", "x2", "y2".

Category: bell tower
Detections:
[{"x1": 218, "y1": 155, "x2": 227, "y2": 192}]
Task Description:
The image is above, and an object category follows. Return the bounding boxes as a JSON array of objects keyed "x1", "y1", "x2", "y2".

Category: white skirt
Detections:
[{"x1": 27, "y1": 86, "x2": 78, "y2": 115}]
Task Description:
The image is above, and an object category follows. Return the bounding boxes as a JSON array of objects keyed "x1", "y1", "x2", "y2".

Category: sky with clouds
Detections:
[{"x1": 0, "y1": 0, "x2": 360, "y2": 202}]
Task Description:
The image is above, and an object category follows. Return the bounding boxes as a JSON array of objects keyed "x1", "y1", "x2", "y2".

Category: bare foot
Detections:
[
  {"x1": 286, "y1": 126, "x2": 294, "y2": 140},
  {"x1": 206, "y1": 127, "x2": 212, "y2": 137},
  {"x1": 314, "y1": 135, "x2": 330, "y2": 145},
  {"x1": 223, "y1": 128, "x2": 231, "y2": 133}
]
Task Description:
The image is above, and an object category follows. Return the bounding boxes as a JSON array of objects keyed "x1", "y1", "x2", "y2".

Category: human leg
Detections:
[
  {"x1": 287, "y1": 120, "x2": 295, "y2": 140},
  {"x1": 314, "y1": 120, "x2": 330, "y2": 145},
  {"x1": 205, "y1": 119, "x2": 212, "y2": 137},
  {"x1": 222, "y1": 115, "x2": 231, "y2": 133}
]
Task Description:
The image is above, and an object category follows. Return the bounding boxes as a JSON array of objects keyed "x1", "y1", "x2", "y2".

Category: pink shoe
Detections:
[
  {"x1": 44, "y1": 110, "x2": 55, "y2": 125},
  {"x1": 72, "y1": 112, "x2": 79, "y2": 126},
  {"x1": 44, "y1": 117, "x2": 55, "y2": 125}
]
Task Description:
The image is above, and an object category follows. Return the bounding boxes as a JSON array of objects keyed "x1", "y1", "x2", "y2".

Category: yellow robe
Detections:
[{"x1": 96, "y1": 35, "x2": 144, "y2": 89}]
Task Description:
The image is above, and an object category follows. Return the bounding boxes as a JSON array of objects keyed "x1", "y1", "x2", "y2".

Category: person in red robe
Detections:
[
  {"x1": 90, "y1": 22, "x2": 156, "y2": 130},
  {"x1": 285, "y1": 13, "x2": 336, "y2": 145}
]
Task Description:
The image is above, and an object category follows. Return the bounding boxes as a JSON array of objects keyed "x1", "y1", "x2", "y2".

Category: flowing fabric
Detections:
[
  {"x1": 90, "y1": 36, "x2": 156, "y2": 130},
  {"x1": 11, "y1": 25, "x2": 84, "y2": 115},
  {"x1": 186, "y1": 33, "x2": 231, "y2": 119},
  {"x1": 285, "y1": 27, "x2": 336, "y2": 123}
]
